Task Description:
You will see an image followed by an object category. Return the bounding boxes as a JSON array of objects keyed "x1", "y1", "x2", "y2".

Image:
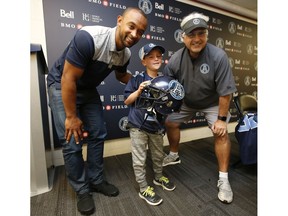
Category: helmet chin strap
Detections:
[{"x1": 139, "y1": 107, "x2": 165, "y2": 135}]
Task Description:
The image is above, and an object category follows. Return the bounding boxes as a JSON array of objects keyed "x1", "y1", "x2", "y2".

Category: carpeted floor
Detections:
[{"x1": 31, "y1": 133, "x2": 257, "y2": 216}]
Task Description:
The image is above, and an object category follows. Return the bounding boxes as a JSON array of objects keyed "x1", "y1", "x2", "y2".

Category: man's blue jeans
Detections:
[{"x1": 48, "y1": 84, "x2": 107, "y2": 194}]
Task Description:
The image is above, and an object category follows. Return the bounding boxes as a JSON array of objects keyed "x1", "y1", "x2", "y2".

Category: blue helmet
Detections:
[{"x1": 137, "y1": 75, "x2": 185, "y2": 115}]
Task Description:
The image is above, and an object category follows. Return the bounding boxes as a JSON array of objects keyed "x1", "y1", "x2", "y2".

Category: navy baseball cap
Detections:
[
  {"x1": 181, "y1": 17, "x2": 208, "y2": 34},
  {"x1": 139, "y1": 43, "x2": 165, "y2": 60}
]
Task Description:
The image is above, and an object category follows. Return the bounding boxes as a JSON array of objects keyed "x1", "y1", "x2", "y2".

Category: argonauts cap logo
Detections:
[{"x1": 193, "y1": 18, "x2": 201, "y2": 25}]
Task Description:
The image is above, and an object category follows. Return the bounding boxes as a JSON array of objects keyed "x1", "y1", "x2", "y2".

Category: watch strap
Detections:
[{"x1": 218, "y1": 115, "x2": 227, "y2": 121}]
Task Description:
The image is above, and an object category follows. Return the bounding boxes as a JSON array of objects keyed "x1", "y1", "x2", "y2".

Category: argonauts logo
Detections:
[
  {"x1": 228, "y1": 22, "x2": 236, "y2": 34},
  {"x1": 169, "y1": 80, "x2": 185, "y2": 100},
  {"x1": 174, "y1": 29, "x2": 183, "y2": 43},
  {"x1": 138, "y1": 0, "x2": 152, "y2": 14},
  {"x1": 192, "y1": 18, "x2": 201, "y2": 25},
  {"x1": 118, "y1": 116, "x2": 129, "y2": 131},
  {"x1": 229, "y1": 57, "x2": 234, "y2": 68},
  {"x1": 216, "y1": 37, "x2": 224, "y2": 49},
  {"x1": 200, "y1": 63, "x2": 210, "y2": 74},
  {"x1": 244, "y1": 76, "x2": 251, "y2": 86},
  {"x1": 246, "y1": 44, "x2": 253, "y2": 55}
]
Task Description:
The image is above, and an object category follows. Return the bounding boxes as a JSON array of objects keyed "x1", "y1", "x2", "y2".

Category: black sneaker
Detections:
[
  {"x1": 77, "y1": 192, "x2": 95, "y2": 215},
  {"x1": 153, "y1": 176, "x2": 176, "y2": 191},
  {"x1": 138, "y1": 186, "x2": 163, "y2": 206},
  {"x1": 90, "y1": 180, "x2": 119, "y2": 197}
]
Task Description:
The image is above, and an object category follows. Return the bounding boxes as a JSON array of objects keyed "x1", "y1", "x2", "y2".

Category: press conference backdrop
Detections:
[{"x1": 42, "y1": 0, "x2": 257, "y2": 146}]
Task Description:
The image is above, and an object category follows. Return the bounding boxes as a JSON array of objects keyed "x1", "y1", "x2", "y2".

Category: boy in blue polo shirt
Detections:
[{"x1": 124, "y1": 43, "x2": 176, "y2": 206}]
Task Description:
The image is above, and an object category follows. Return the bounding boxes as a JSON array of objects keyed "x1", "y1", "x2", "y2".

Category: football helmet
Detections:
[{"x1": 136, "y1": 75, "x2": 185, "y2": 115}]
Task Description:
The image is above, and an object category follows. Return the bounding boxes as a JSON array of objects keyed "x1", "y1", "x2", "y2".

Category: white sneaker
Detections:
[{"x1": 217, "y1": 179, "x2": 233, "y2": 204}]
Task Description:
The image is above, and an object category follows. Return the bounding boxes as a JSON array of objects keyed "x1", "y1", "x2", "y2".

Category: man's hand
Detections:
[
  {"x1": 64, "y1": 116, "x2": 84, "y2": 144},
  {"x1": 211, "y1": 120, "x2": 227, "y2": 137}
]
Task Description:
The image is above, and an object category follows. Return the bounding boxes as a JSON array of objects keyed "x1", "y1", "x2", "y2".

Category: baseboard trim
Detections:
[{"x1": 52, "y1": 122, "x2": 237, "y2": 167}]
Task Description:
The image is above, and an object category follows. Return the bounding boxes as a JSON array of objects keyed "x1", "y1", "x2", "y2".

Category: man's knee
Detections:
[
  {"x1": 214, "y1": 132, "x2": 230, "y2": 143},
  {"x1": 165, "y1": 120, "x2": 180, "y2": 129}
]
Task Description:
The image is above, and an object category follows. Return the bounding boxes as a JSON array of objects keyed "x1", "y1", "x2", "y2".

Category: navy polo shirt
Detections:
[{"x1": 47, "y1": 26, "x2": 130, "y2": 90}]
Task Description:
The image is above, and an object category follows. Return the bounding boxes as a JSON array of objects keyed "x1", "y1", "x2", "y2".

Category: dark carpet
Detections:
[{"x1": 31, "y1": 133, "x2": 257, "y2": 216}]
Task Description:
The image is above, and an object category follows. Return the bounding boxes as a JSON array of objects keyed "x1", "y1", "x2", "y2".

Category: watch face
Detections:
[{"x1": 218, "y1": 116, "x2": 227, "y2": 121}]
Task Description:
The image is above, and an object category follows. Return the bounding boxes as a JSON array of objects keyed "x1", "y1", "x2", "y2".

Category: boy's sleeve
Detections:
[{"x1": 123, "y1": 77, "x2": 135, "y2": 100}]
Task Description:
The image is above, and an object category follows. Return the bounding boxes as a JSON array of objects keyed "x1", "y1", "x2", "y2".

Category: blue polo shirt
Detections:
[{"x1": 47, "y1": 26, "x2": 130, "y2": 90}]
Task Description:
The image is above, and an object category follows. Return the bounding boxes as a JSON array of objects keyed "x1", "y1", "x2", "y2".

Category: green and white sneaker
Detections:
[
  {"x1": 153, "y1": 176, "x2": 176, "y2": 191},
  {"x1": 217, "y1": 179, "x2": 233, "y2": 204},
  {"x1": 139, "y1": 186, "x2": 163, "y2": 206}
]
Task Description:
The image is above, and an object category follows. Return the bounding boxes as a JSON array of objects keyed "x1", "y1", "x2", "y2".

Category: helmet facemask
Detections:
[{"x1": 135, "y1": 76, "x2": 185, "y2": 115}]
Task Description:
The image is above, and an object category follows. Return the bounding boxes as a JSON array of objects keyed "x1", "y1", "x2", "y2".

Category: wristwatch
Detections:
[{"x1": 218, "y1": 116, "x2": 227, "y2": 121}]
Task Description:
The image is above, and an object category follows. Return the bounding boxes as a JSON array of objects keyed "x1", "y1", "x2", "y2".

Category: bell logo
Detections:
[
  {"x1": 155, "y1": 2, "x2": 164, "y2": 10},
  {"x1": 60, "y1": 9, "x2": 74, "y2": 19}
]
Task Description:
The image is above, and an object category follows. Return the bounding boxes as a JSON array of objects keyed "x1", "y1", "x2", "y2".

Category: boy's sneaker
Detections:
[
  {"x1": 162, "y1": 154, "x2": 181, "y2": 167},
  {"x1": 139, "y1": 186, "x2": 163, "y2": 206},
  {"x1": 153, "y1": 176, "x2": 176, "y2": 191},
  {"x1": 217, "y1": 179, "x2": 233, "y2": 204}
]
